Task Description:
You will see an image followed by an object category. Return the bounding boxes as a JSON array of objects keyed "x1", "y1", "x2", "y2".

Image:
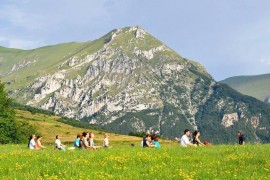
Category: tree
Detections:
[{"x1": 0, "y1": 82, "x2": 18, "y2": 143}]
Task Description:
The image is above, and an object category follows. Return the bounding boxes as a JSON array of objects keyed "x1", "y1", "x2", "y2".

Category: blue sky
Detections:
[{"x1": 1, "y1": 0, "x2": 270, "y2": 80}]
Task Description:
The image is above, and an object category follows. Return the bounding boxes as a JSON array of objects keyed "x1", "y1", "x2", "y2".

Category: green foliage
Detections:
[
  {"x1": 57, "y1": 117, "x2": 104, "y2": 131},
  {"x1": 128, "y1": 131, "x2": 147, "y2": 137},
  {"x1": 12, "y1": 102, "x2": 55, "y2": 116},
  {"x1": 0, "y1": 82, "x2": 18, "y2": 143},
  {"x1": 0, "y1": 83, "x2": 36, "y2": 144},
  {"x1": 196, "y1": 83, "x2": 270, "y2": 143}
]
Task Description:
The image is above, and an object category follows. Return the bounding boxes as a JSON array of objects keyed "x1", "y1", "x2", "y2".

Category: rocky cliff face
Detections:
[{"x1": 1, "y1": 26, "x2": 270, "y2": 143}]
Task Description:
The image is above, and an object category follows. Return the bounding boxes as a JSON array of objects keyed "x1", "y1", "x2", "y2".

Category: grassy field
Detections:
[
  {"x1": 15, "y1": 109, "x2": 141, "y2": 144},
  {"x1": 0, "y1": 144, "x2": 270, "y2": 179},
  {"x1": 8, "y1": 110, "x2": 270, "y2": 179}
]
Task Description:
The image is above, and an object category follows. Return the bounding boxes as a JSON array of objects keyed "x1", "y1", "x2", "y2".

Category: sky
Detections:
[{"x1": 1, "y1": 0, "x2": 270, "y2": 80}]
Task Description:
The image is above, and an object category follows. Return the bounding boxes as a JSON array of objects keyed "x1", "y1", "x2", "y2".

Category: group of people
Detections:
[
  {"x1": 28, "y1": 134, "x2": 46, "y2": 150},
  {"x1": 142, "y1": 133, "x2": 161, "y2": 148},
  {"x1": 28, "y1": 132, "x2": 111, "y2": 150},
  {"x1": 180, "y1": 129, "x2": 207, "y2": 147},
  {"x1": 28, "y1": 129, "x2": 245, "y2": 150},
  {"x1": 72, "y1": 132, "x2": 111, "y2": 150},
  {"x1": 180, "y1": 129, "x2": 245, "y2": 147}
]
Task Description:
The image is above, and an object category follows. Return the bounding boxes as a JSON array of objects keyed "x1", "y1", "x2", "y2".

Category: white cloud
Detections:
[
  {"x1": 0, "y1": 36, "x2": 43, "y2": 49},
  {"x1": 8, "y1": 38, "x2": 43, "y2": 49}
]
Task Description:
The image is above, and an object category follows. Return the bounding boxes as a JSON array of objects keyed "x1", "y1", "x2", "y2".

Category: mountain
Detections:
[
  {"x1": 221, "y1": 74, "x2": 270, "y2": 103},
  {"x1": 1, "y1": 26, "x2": 270, "y2": 143}
]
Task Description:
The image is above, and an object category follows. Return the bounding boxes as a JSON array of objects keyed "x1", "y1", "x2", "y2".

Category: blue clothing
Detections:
[
  {"x1": 154, "y1": 141, "x2": 161, "y2": 149},
  {"x1": 143, "y1": 138, "x2": 148, "y2": 147},
  {"x1": 74, "y1": 139, "x2": 80, "y2": 148}
]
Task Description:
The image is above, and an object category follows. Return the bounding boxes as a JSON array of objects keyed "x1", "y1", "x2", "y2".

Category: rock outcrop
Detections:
[{"x1": 1, "y1": 26, "x2": 270, "y2": 143}]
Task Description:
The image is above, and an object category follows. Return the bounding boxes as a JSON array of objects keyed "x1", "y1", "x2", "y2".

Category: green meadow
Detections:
[{"x1": 0, "y1": 144, "x2": 270, "y2": 179}]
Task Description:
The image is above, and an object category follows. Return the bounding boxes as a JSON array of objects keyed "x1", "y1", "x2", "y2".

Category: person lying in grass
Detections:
[{"x1": 35, "y1": 136, "x2": 46, "y2": 150}]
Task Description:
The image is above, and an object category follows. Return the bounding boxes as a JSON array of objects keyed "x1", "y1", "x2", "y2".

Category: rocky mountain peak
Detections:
[{"x1": 1, "y1": 26, "x2": 270, "y2": 143}]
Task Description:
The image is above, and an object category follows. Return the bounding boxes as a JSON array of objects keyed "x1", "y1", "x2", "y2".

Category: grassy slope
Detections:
[
  {"x1": 15, "y1": 109, "x2": 141, "y2": 144},
  {"x1": 221, "y1": 73, "x2": 270, "y2": 101},
  {"x1": 0, "y1": 144, "x2": 269, "y2": 179},
  {"x1": 1, "y1": 42, "x2": 94, "y2": 90}
]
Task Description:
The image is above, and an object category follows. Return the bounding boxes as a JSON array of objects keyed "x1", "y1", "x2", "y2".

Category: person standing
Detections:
[
  {"x1": 237, "y1": 131, "x2": 245, "y2": 145},
  {"x1": 180, "y1": 129, "x2": 196, "y2": 147}
]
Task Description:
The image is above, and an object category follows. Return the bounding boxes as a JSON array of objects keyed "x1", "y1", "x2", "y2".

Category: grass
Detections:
[
  {"x1": 15, "y1": 109, "x2": 141, "y2": 143},
  {"x1": 6, "y1": 108, "x2": 270, "y2": 179},
  {"x1": 0, "y1": 144, "x2": 270, "y2": 179}
]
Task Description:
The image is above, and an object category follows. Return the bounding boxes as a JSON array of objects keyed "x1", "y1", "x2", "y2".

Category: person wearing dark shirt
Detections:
[
  {"x1": 237, "y1": 131, "x2": 245, "y2": 145},
  {"x1": 192, "y1": 130, "x2": 205, "y2": 146},
  {"x1": 142, "y1": 134, "x2": 155, "y2": 148}
]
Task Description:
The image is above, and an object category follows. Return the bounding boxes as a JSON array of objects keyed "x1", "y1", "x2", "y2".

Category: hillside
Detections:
[
  {"x1": 221, "y1": 73, "x2": 270, "y2": 103},
  {"x1": 1, "y1": 26, "x2": 270, "y2": 143},
  {"x1": 15, "y1": 109, "x2": 141, "y2": 144}
]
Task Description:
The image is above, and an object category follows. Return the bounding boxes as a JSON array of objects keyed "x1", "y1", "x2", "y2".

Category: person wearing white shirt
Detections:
[
  {"x1": 55, "y1": 135, "x2": 66, "y2": 150},
  {"x1": 180, "y1": 129, "x2": 196, "y2": 147},
  {"x1": 103, "y1": 133, "x2": 112, "y2": 148},
  {"x1": 28, "y1": 134, "x2": 36, "y2": 149}
]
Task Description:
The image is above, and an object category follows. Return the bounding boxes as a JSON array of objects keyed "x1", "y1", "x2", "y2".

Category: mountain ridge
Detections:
[
  {"x1": 1, "y1": 26, "x2": 270, "y2": 143},
  {"x1": 221, "y1": 73, "x2": 270, "y2": 103}
]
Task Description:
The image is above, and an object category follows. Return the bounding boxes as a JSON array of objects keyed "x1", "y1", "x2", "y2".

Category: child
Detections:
[
  {"x1": 103, "y1": 133, "x2": 112, "y2": 148},
  {"x1": 152, "y1": 135, "x2": 161, "y2": 149}
]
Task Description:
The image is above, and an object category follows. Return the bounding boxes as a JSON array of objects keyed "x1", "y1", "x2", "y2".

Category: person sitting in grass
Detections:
[
  {"x1": 28, "y1": 134, "x2": 36, "y2": 150},
  {"x1": 82, "y1": 132, "x2": 91, "y2": 150},
  {"x1": 74, "y1": 134, "x2": 81, "y2": 148},
  {"x1": 35, "y1": 136, "x2": 46, "y2": 150},
  {"x1": 192, "y1": 130, "x2": 205, "y2": 146},
  {"x1": 151, "y1": 134, "x2": 161, "y2": 149},
  {"x1": 55, "y1": 135, "x2": 66, "y2": 150},
  {"x1": 89, "y1": 132, "x2": 101, "y2": 150},
  {"x1": 143, "y1": 134, "x2": 156, "y2": 148},
  {"x1": 103, "y1": 133, "x2": 112, "y2": 148},
  {"x1": 180, "y1": 129, "x2": 196, "y2": 147},
  {"x1": 68, "y1": 134, "x2": 82, "y2": 150}
]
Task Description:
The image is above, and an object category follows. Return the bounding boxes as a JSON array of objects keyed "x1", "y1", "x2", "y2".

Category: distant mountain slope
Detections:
[
  {"x1": 220, "y1": 73, "x2": 270, "y2": 103},
  {"x1": 1, "y1": 26, "x2": 270, "y2": 143},
  {"x1": 15, "y1": 109, "x2": 140, "y2": 143}
]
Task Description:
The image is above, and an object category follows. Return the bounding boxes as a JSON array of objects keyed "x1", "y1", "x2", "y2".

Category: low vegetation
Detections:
[{"x1": 0, "y1": 144, "x2": 269, "y2": 179}]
